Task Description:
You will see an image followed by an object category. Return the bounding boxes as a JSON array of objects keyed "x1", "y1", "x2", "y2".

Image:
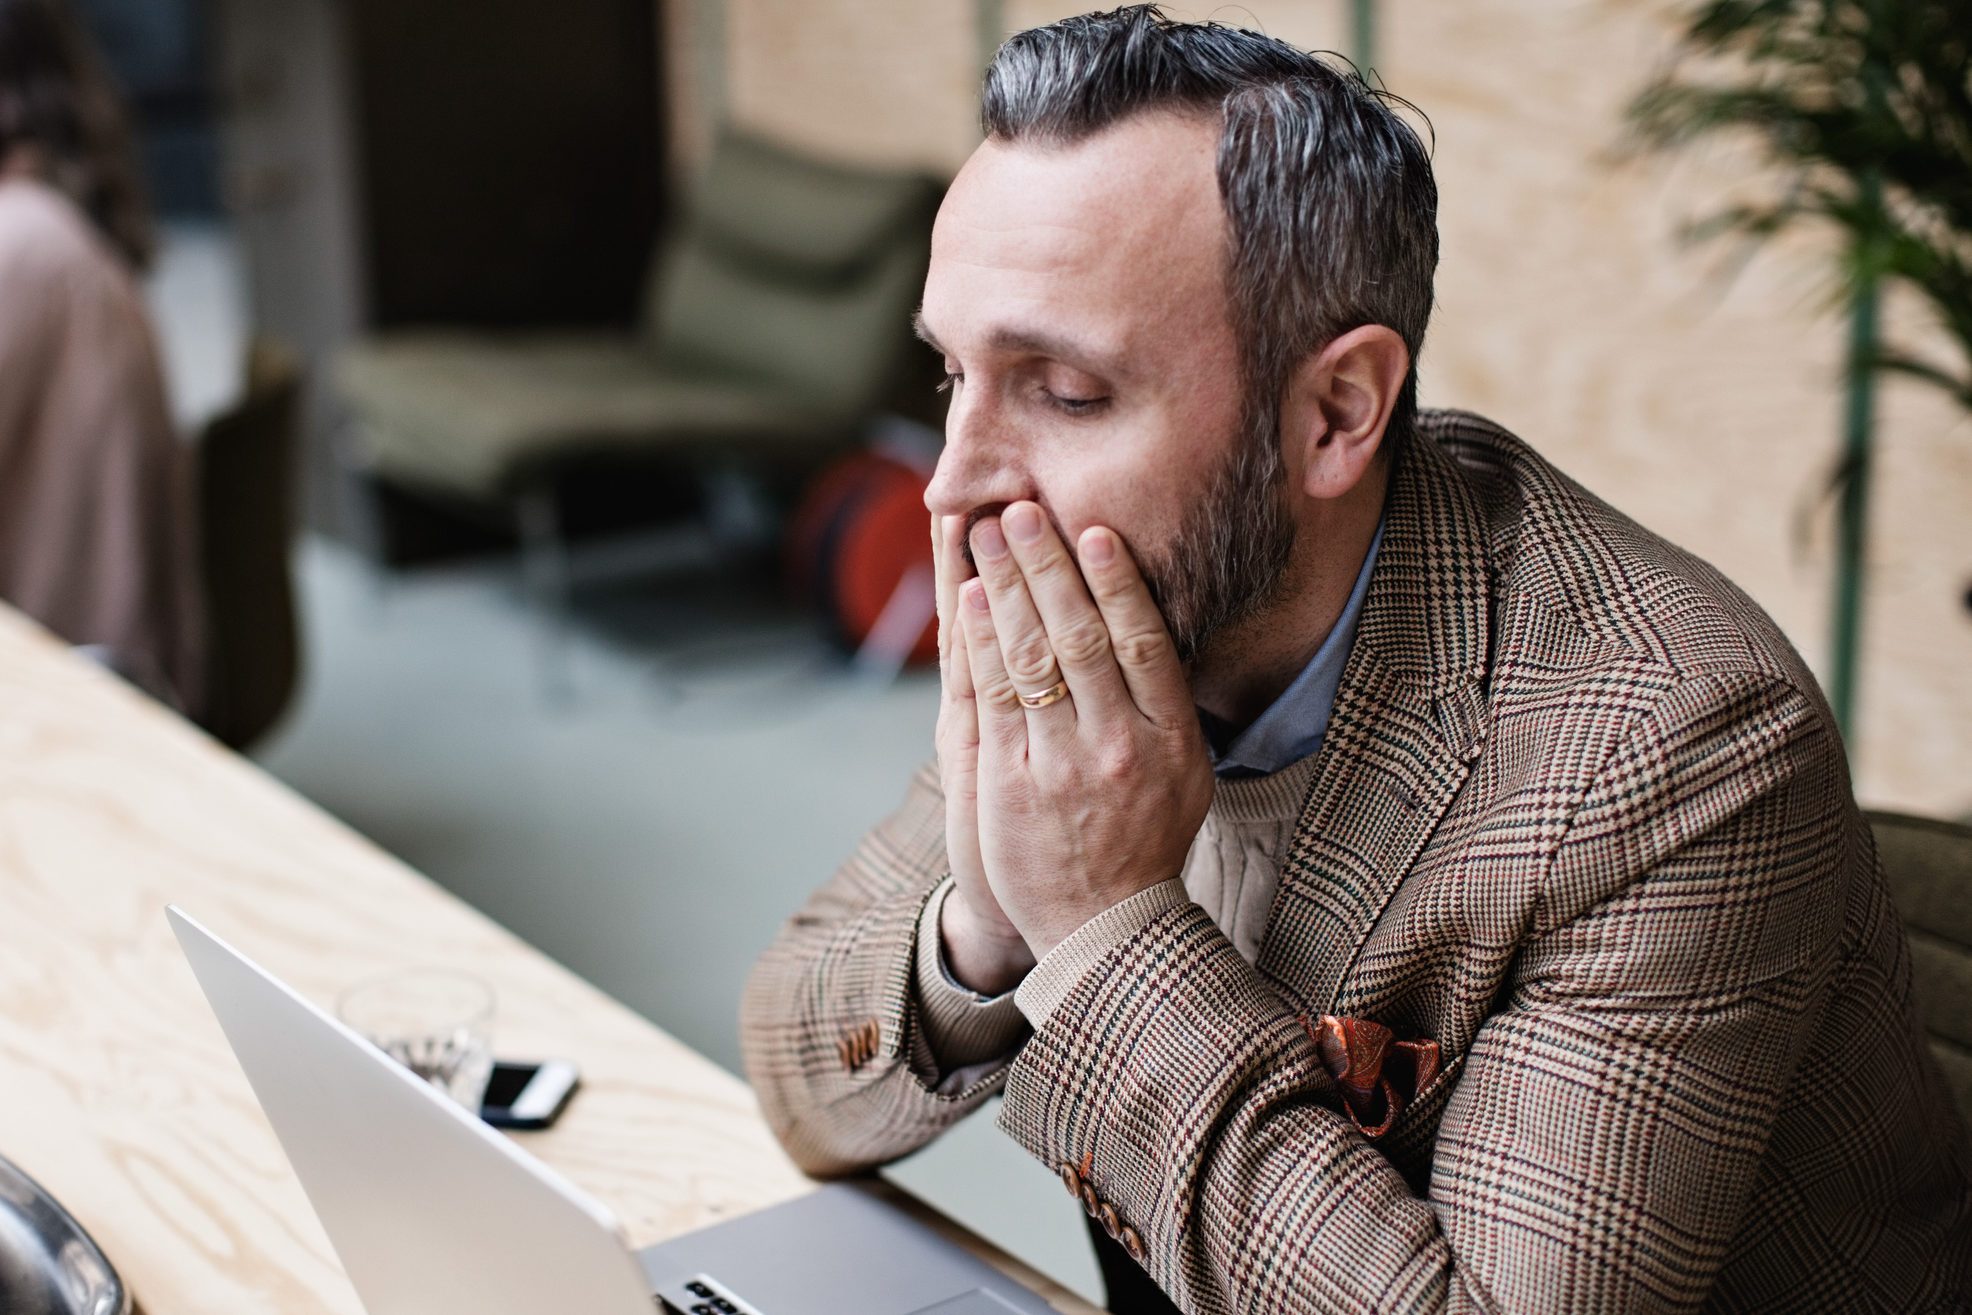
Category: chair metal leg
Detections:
[
  {"x1": 516, "y1": 486, "x2": 573, "y2": 703},
  {"x1": 332, "y1": 418, "x2": 394, "y2": 612},
  {"x1": 851, "y1": 563, "x2": 935, "y2": 685}
]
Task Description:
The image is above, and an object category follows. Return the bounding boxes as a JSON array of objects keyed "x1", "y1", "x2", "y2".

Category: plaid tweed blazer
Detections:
[{"x1": 740, "y1": 409, "x2": 1972, "y2": 1313}]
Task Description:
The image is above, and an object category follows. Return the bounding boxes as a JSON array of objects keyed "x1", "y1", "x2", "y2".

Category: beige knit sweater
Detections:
[{"x1": 913, "y1": 751, "x2": 1325, "y2": 1089}]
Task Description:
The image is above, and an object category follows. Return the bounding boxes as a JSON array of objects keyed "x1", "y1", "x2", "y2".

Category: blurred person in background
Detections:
[{"x1": 0, "y1": 0, "x2": 202, "y2": 714}]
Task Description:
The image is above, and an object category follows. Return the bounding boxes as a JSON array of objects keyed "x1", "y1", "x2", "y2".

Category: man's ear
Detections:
[{"x1": 1284, "y1": 325, "x2": 1410, "y2": 500}]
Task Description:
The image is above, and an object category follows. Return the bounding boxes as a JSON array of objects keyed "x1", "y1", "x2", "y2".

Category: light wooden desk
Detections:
[{"x1": 0, "y1": 607, "x2": 1092, "y2": 1314}]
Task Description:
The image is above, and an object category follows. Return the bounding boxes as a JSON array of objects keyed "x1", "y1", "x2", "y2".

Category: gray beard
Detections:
[{"x1": 1135, "y1": 407, "x2": 1297, "y2": 666}]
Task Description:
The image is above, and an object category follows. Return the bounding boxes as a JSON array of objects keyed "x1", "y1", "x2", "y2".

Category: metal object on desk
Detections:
[{"x1": 0, "y1": 1153, "x2": 131, "y2": 1315}]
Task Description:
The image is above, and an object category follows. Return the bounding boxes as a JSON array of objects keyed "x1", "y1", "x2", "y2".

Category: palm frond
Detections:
[{"x1": 1627, "y1": 0, "x2": 1972, "y2": 416}]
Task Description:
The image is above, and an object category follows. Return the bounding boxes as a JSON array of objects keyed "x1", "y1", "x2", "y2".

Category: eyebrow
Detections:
[{"x1": 912, "y1": 310, "x2": 1127, "y2": 380}]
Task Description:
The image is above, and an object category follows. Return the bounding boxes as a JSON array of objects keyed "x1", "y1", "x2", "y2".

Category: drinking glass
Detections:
[{"x1": 336, "y1": 969, "x2": 495, "y2": 1111}]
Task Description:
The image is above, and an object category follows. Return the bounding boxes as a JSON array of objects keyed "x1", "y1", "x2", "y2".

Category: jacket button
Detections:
[
  {"x1": 841, "y1": 1021, "x2": 879, "y2": 1071},
  {"x1": 1098, "y1": 1203, "x2": 1123, "y2": 1240},
  {"x1": 1058, "y1": 1163, "x2": 1082, "y2": 1199},
  {"x1": 1120, "y1": 1224, "x2": 1145, "y2": 1262},
  {"x1": 1079, "y1": 1181, "x2": 1101, "y2": 1217}
]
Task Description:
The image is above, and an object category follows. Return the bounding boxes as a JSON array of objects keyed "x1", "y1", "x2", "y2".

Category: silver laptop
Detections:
[{"x1": 167, "y1": 906, "x2": 1054, "y2": 1315}]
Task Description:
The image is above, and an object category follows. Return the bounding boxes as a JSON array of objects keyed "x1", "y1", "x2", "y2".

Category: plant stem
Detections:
[
  {"x1": 1830, "y1": 62, "x2": 1888, "y2": 749},
  {"x1": 1832, "y1": 274, "x2": 1877, "y2": 745},
  {"x1": 1352, "y1": 0, "x2": 1375, "y2": 71}
]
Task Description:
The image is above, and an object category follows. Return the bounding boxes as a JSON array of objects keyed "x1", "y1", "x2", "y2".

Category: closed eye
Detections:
[{"x1": 1047, "y1": 390, "x2": 1108, "y2": 417}]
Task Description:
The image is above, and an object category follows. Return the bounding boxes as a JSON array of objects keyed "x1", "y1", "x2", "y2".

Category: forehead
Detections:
[{"x1": 922, "y1": 112, "x2": 1231, "y2": 369}]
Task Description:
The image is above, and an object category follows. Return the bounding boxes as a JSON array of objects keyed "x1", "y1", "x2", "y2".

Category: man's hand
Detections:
[
  {"x1": 957, "y1": 501, "x2": 1213, "y2": 958},
  {"x1": 933, "y1": 512, "x2": 1036, "y2": 995}
]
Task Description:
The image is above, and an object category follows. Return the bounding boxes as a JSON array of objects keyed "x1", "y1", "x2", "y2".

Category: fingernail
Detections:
[
  {"x1": 1004, "y1": 502, "x2": 1042, "y2": 543},
  {"x1": 1082, "y1": 528, "x2": 1115, "y2": 565},
  {"x1": 973, "y1": 520, "x2": 1007, "y2": 559},
  {"x1": 965, "y1": 579, "x2": 990, "y2": 611}
]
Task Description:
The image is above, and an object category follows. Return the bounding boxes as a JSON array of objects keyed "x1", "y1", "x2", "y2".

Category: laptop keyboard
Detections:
[{"x1": 654, "y1": 1273, "x2": 763, "y2": 1315}]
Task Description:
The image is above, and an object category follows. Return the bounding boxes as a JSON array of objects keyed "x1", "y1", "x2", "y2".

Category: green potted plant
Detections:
[{"x1": 1626, "y1": 0, "x2": 1972, "y2": 737}]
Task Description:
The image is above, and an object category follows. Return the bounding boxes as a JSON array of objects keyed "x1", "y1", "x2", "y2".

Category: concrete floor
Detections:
[{"x1": 253, "y1": 535, "x2": 1107, "y2": 1306}]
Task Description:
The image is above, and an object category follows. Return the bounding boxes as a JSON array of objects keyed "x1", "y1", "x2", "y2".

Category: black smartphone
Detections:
[{"x1": 479, "y1": 1059, "x2": 579, "y2": 1130}]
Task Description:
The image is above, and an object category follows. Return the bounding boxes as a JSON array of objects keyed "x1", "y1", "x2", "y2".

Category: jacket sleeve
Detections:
[
  {"x1": 740, "y1": 761, "x2": 1030, "y2": 1177},
  {"x1": 995, "y1": 672, "x2": 1852, "y2": 1313}
]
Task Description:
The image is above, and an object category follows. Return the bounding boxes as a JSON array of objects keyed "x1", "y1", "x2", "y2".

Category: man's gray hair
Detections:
[{"x1": 982, "y1": 5, "x2": 1438, "y2": 462}]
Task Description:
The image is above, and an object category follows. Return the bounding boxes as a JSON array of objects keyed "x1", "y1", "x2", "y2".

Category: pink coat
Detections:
[{"x1": 0, "y1": 174, "x2": 203, "y2": 715}]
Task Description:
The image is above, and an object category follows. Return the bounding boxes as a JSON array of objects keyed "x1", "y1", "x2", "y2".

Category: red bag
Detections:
[{"x1": 786, "y1": 451, "x2": 937, "y2": 667}]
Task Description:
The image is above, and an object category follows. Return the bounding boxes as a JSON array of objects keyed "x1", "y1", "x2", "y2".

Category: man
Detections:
[{"x1": 740, "y1": 8, "x2": 1971, "y2": 1312}]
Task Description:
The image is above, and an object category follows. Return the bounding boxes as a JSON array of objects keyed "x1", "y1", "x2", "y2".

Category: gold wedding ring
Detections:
[{"x1": 1017, "y1": 679, "x2": 1071, "y2": 710}]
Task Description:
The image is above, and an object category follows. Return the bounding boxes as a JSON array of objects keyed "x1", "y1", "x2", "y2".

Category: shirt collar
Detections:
[{"x1": 1201, "y1": 516, "x2": 1386, "y2": 779}]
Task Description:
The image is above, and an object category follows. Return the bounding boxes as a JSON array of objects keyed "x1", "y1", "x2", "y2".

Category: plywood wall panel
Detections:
[{"x1": 723, "y1": 0, "x2": 982, "y2": 171}]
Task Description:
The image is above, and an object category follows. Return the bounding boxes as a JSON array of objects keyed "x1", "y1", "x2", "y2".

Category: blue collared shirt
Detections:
[{"x1": 1201, "y1": 517, "x2": 1385, "y2": 778}]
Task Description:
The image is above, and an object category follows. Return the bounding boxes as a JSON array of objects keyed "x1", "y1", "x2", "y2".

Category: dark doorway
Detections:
[{"x1": 345, "y1": 0, "x2": 667, "y2": 331}]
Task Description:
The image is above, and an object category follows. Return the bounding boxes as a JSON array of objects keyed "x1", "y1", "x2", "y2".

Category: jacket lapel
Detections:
[{"x1": 1255, "y1": 422, "x2": 1493, "y2": 1017}]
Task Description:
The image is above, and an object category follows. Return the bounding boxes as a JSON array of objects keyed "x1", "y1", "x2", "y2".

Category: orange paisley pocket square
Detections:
[{"x1": 1305, "y1": 1013, "x2": 1442, "y2": 1138}]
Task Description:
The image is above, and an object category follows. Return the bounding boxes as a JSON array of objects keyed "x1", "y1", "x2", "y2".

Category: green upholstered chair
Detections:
[
  {"x1": 1868, "y1": 810, "x2": 1972, "y2": 1125},
  {"x1": 337, "y1": 128, "x2": 940, "y2": 523},
  {"x1": 336, "y1": 131, "x2": 940, "y2": 692}
]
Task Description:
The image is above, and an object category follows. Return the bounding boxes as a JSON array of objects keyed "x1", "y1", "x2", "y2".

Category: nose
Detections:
[{"x1": 923, "y1": 391, "x2": 1029, "y2": 518}]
